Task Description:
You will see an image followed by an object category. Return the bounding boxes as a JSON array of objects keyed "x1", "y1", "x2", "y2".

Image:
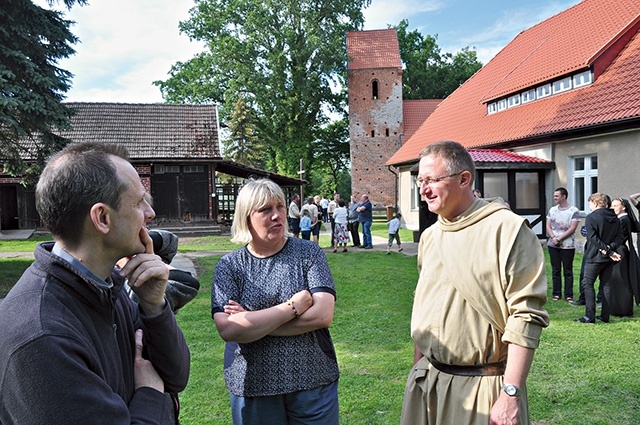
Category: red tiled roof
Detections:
[
  {"x1": 469, "y1": 149, "x2": 551, "y2": 164},
  {"x1": 388, "y1": 0, "x2": 640, "y2": 166},
  {"x1": 60, "y1": 102, "x2": 220, "y2": 159},
  {"x1": 402, "y1": 99, "x2": 441, "y2": 142},
  {"x1": 346, "y1": 29, "x2": 402, "y2": 70}
]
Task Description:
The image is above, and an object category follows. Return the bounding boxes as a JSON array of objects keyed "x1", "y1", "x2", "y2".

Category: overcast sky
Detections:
[{"x1": 34, "y1": 0, "x2": 580, "y2": 103}]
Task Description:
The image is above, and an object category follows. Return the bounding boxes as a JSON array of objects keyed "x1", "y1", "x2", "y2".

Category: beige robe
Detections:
[{"x1": 401, "y1": 198, "x2": 549, "y2": 425}]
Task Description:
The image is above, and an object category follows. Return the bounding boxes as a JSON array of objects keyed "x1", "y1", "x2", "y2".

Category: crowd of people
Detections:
[
  {"x1": 8, "y1": 139, "x2": 640, "y2": 424},
  {"x1": 286, "y1": 191, "x2": 383, "y2": 251},
  {"x1": 545, "y1": 188, "x2": 640, "y2": 324}
]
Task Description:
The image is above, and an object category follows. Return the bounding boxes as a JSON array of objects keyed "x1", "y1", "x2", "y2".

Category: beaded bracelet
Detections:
[{"x1": 286, "y1": 299, "x2": 300, "y2": 318}]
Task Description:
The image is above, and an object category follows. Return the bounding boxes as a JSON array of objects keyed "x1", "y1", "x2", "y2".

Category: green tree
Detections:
[
  {"x1": 0, "y1": 0, "x2": 87, "y2": 183},
  {"x1": 154, "y1": 0, "x2": 370, "y2": 177},
  {"x1": 222, "y1": 94, "x2": 269, "y2": 169},
  {"x1": 311, "y1": 117, "x2": 350, "y2": 194},
  {"x1": 396, "y1": 19, "x2": 483, "y2": 99}
]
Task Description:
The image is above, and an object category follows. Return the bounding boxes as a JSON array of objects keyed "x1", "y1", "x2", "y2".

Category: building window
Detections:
[
  {"x1": 571, "y1": 155, "x2": 598, "y2": 212},
  {"x1": 515, "y1": 172, "x2": 540, "y2": 209},
  {"x1": 487, "y1": 102, "x2": 498, "y2": 114},
  {"x1": 521, "y1": 89, "x2": 536, "y2": 103},
  {"x1": 385, "y1": 128, "x2": 390, "y2": 137},
  {"x1": 372, "y1": 80, "x2": 379, "y2": 99},
  {"x1": 483, "y1": 172, "x2": 509, "y2": 201},
  {"x1": 184, "y1": 165, "x2": 205, "y2": 173},
  {"x1": 370, "y1": 130, "x2": 375, "y2": 137},
  {"x1": 536, "y1": 83, "x2": 552, "y2": 99},
  {"x1": 552, "y1": 76, "x2": 572, "y2": 94},
  {"x1": 154, "y1": 165, "x2": 180, "y2": 174},
  {"x1": 497, "y1": 99, "x2": 508, "y2": 111},
  {"x1": 508, "y1": 94, "x2": 521, "y2": 107},
  {"x1": 573, "y1": 70, "x2": 593, "y2": 87}
]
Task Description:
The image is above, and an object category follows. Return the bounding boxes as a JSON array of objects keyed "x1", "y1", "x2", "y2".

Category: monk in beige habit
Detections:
[{"x1": 400, "y1": 141, "x2": 549, "y2": 425}]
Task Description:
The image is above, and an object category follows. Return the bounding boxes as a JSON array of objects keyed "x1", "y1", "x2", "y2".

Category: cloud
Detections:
[
  {"x1": 363, "y1": 0, "x2": 443, "y2": 30},
  {"x1": 34, "y1": 0, "x2": 205, "y2": 102}
]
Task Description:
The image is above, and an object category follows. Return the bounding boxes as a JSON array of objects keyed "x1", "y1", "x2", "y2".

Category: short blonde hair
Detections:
[
  {"x1": 231, "y1": 178, "x2": 290, "y2": 244},
  {"x1": 588, "y1": 192, "x2": 609, "y2": 208}
]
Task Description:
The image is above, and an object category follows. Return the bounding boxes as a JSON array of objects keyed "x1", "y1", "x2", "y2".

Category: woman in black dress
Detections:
[{"x1": 609, "y1": 198, "x2": 640, "y2": 316}]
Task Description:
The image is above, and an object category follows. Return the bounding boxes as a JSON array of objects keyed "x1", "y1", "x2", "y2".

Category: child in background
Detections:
[
  {"x1": 300, "y1": 209, "x2": 313, "y2": 240},
  {"x1": 386, "y1": 213, "x2": 403, "y2": 255}
]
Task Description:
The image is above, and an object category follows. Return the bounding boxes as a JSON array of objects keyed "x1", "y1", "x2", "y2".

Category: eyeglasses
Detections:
[{"x1": 415, "y1": 172, "x2": 462, "y2": 188}]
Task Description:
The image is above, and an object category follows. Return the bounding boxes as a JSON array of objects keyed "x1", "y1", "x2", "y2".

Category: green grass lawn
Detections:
[{"x1": 3, "y1": 236, "x2": 640, "y2": 424}]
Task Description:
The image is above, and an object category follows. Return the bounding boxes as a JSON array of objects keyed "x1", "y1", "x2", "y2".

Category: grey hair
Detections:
[{"x1": 419, "y1": 140, "x2": 475, "y2": 185}]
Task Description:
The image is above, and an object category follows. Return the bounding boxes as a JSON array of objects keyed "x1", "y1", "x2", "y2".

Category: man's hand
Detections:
[
  {"x1": 490, "y1": 392, "x2": 520, "y2": 425},
  {"x1": 133, "y1": 330, "x2": 164, "y2": 393},
  {"x1": 120, "y1": 228, "x2": 169, "y2": 315}
]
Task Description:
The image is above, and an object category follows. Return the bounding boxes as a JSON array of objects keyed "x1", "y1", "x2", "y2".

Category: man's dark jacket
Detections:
[
  {"x1": 584, "y1": 207, "x2": 624, "y2": 263},
  {"x1": 0, "y1": 242, "x2": 190, "y2": 424}
]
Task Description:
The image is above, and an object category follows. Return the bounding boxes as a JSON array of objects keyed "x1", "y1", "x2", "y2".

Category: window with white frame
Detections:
[
  {"x1": 536, "y1": 83, "x2": 552, "y2": 98},
  {"x1": 497, "y1": 99, "x2": 508, "y2": 111},
  {"x1": 508, "y1": 94, "x2": 521, "y2": 107},
  {"x1": 571, "y1": 155, "x2": 598, "y2": 212},
  {"x1": 552, "y1": 76, "x2": 572, "y2": 94},
  {"x1": 487, "y1": 102, "x2": 498, "y2": 114},
  {"x1": 521, "y1": 89, "x2": 536, "y2": 103},
  {"x1": 573, "y1": 70, "x2": 593, "y2": 87}
]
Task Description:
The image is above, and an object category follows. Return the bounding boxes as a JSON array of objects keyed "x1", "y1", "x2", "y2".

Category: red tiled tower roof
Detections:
[
  {"x1": 346, "y1": 29, "x2": 402, "y2": 70},
  {"x1": 388, "y1": 0, "x2": 640, "y2": 166}
]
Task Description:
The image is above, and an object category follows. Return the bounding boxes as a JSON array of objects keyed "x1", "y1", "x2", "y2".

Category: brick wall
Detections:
[{"x1": 348, "y1": 67, "x2": 403, "y2": 207}]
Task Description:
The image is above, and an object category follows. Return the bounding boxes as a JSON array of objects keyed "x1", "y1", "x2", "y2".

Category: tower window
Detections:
[
  {"x1": 372, "y1": 80, "x2": 379, "y2": 99},
  {"x1": 385, "y1": 128, "x2": 389, "y2": 137},
  {"x1": 370, "y1": 130, "x2": 375, "y2": 137}
]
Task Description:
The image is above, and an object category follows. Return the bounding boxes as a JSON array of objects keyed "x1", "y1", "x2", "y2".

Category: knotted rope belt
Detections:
[{"x1": 428, "y1": 357, "x2": 506, "y2": 376}]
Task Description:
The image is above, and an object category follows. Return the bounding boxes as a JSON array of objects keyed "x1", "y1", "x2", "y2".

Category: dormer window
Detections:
[
  {"x1": 372, "y1": 80, "x2": 379, "y2": 99},
  {"x1": 521, "y1": 89, "x2": 536, "y2": 103},
  {"x1": 508, "y1": 94, "x2": 521, "y2": 107},
  {"x1": 573, "y1": 70, "x2": 592, "y2": 87},
  {"x1": 552, "y1": 76, "x2": 572, "y2": 94},
  {"x1": 536, "y1": 83, "x2": 551, "y2": 99},
  {"x1": 486, "y1": 68, "x2": 593, "y2": 114}
]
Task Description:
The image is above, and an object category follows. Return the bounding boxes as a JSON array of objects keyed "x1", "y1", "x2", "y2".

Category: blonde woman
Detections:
[{"x1": 211, "y1": 179, "x2": 339, "y2": 425}]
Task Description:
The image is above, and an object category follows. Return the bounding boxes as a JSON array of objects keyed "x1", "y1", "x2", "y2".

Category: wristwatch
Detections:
[{"x1": 502, "y1": 384, "x2": 522, "y2": 397}]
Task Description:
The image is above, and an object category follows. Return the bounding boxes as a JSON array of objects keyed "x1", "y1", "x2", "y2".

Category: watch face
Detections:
[{"x1": 505, "y1": 385, "x2": 516, "y2": 395}]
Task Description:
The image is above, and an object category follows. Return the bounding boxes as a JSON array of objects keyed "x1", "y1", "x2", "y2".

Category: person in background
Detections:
[
  {"x1": 332, "y1": 199, "x2": 350, "y2": 253},
  {"x1": 348, "y1": 196, "x2": 361, "y2": 248},
  {"x1": 0, "y1": 142, "x2": 190, "y2": 423},
  {"x1": 288, "y1": 194, "x2": 301, "y2": 238},
  {"x1": 301, "y1": 196, "x2": 320, "y2": 245},
  {"x1": 386, "y1": 213, "x2": 403, "y2": 255},
  {"x1": 607, "y1": 198, "x2": 640, "y2": 316},
  {"x1": 211, "y1": 178, "x2": 339, "y2": 425},
  {"x1": 473, "y1": 189, "x2": 482, "y2": 198},
  {"x1": 327, "y1": 193, "x2": 339, "y2": 248},
  {"x1": 401, "y1": 141, "x2": 548, "y2": 425},
  {"x1": 546, "y1": 187, "x2": 581, "y2": 301},
  {"x1": 628, "y1": 192, "x2": 640, "y2": 253},
  {"x1": 575, "y1": 193, "x2": 623, "y2": 324},
  {"x1": 319, "y1": 195, "x2": 329, "y2": 223},
  {"x1": 357, "y1": 194, "x2": 373, "y2": 249},
  {"x1": 300, "y1": 209, "x2": 313, "y2": 241}
]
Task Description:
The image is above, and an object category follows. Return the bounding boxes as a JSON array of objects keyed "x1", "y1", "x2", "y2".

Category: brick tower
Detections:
[{"x1": 346, "y1": 29, "x2": 403, "y2": 207}]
